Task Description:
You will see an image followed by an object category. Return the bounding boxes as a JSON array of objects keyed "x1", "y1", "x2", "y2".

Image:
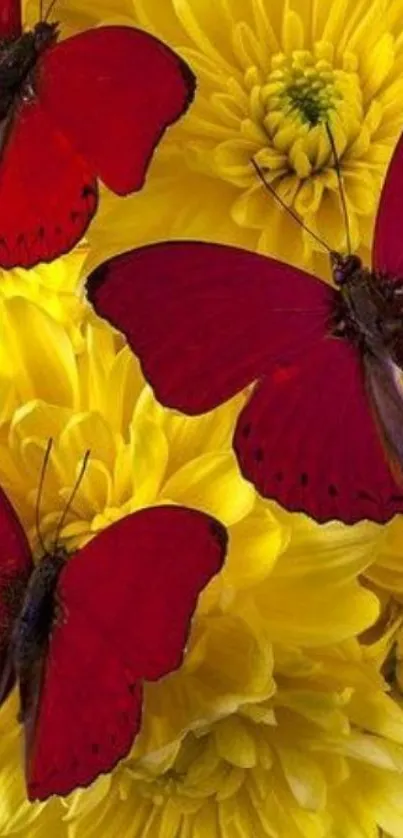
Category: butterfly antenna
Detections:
[
  {"x1": 35, "y1": 438, "x2": 53, "y2": 555},
  {"x1": 325, "y1": 122, "x2": 352, "y2": 255},
  {"x1": 44, "y1": 0, "x2": 58, "y2": 21},
  {"x1": 53, "y1": 450, "x2": 91, "y2": 551},
  {"x1": 251, "y1": 158, "x2": 332, "y2": 254}
]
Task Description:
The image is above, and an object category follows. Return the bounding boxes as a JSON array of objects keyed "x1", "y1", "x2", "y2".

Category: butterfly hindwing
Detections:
[
  {"x1": 0, "y1": 0, "x2": 21, "y2": 39},
  {"x1": 26, "y1": 605, "x2": 144, "y2": 800},
  {"x1": 0, "y1": 99, "x2": 97, "y2": 268},
  {"x1": 27, "y1": 506, "x2": 227, "y2": 800},
  {"x1": 37, "y1": 26, "x2": 195, "y2": 195},
  {"x1": 234, "y1": 336, "x2": 403, "y2": 524},
  {"x1": 86, "y1": 241, "x2": 336, "y2": 413}
]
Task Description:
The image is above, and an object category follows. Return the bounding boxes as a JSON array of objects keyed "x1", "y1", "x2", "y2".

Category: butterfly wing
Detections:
[
  {"x1": 372, "y1": 134, "x2": 403, "y2": 276},
  {"x1": 0, "y1": 99, "x2": 97, "y2": 269},
  {"x1": 234, "y1": 336, "x2": 403, "y2": 524},
  {"x1": 0, "y1": 0, "x2": 21, "y2": 39},
  {"x1": 0, "y1": 488, "x2": 32, "y2": 704},
  {"x1": 26, "y1": 506, "x2": 227, "y2": 800},
  {"x1": 0, "y1": 27, "x2": 193, "y2": 268},
  {"x1": 86, "y1": 241, "x2": 336, "y2": 413},
  {"x1": 36, "y1": 26, "x2": 195, "y2": 195}
]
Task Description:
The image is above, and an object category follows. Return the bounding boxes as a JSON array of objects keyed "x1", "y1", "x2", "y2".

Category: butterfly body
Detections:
[
  {"x1": 332, "y1": 255, "x2": 403, "y2": 360},
  {"x1": 0, "y1": 23, "x2": 57, "y2": 119},
  {"x1": 13, "y1": 550, "x2": 65, "y2": 683}
]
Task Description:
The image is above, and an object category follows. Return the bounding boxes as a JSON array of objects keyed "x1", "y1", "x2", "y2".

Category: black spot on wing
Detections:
[{"x1": 81, "y1": 184, "x2": 97, "y2": 199}]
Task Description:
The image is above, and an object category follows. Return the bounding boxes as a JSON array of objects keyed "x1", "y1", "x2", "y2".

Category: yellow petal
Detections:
[{"x1": 162, "y1": 452, "x2": 255, "y2": 525}]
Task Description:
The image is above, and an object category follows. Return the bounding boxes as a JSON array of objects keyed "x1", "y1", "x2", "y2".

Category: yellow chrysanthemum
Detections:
[
  {"x1": 46, "y1": 0, "x2": 403, "y2": 280},
  {"x1": 7, "y1": 3, "x2": 403, "y2": 836},
  {"x1": 0, "y1": 265, "x2": 401, "y2": 838}
]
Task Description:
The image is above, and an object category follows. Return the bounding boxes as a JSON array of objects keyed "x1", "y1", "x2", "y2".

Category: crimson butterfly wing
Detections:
[
  {"x1": 234, "y1": 337, "x2": 403, "y2": 524},
  {"x1": 37, "y1": 26, "x2": 195, "y2": 195},
  {"x1": 0, "y1": 26, "x2": 194, "y2": 268},
  {"x1": 0, "y1": 488, "x2": 32, "y2": 704},
  {"x1": 86, "y1": 241, "x2": 335, "y2": 413},
  {"x1": 372, "y1": 134, "x2": 403, "y2": 276},
  {"x1": 86, "y1": 241, "x2": 403, "y2": 523},
  {"x1": 26, "y1": 506, "x2": 227, "y2": 800},
  {"x1": 0, "y1": 100, "x2": 97, "y2": 268},
  {"x1": 0, "y1": 0, "x2": 21, "y2": 39}
]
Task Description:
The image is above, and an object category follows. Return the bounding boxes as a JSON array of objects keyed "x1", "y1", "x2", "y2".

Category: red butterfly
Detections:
[
  {"x1": 85, "y1": 133, "x2": 403, "y2": 526},
  {"x1": 0, "y1": 470, "x2": 226, "y2": 799},
  {"x1": 0, "y1": 0, "x2": 194, "y2": 269}
]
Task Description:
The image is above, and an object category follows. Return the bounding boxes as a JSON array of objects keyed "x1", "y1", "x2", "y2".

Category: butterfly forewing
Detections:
[
  {"x1": 27, "y1": 506, "x2": 227, "y2": 800},
  {"x1": 86, "y1": 241, "x2": 335, "y2": 413},
  {"x1": 37, "y1": 26, "x2": 195, "y2": 195},
  {"x1": 0, "y1": 0, "x2": 21, "y2": 40}
]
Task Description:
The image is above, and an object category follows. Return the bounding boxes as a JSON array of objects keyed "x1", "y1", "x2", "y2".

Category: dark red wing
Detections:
[
  {"x1": 0, "y1": 0, "x2": 21, "y2": 39},
  {"x1": 0, "y1": 488, "x2": 32, "y2": 704},
  {"x1": 0, "y1": 100, "x2": 97, "y2": 268},
  {"x1": 372, "y1": 134, "x2": 403, "y2": 276},
  {"x1": 27, "y1": 506, "x2": 227, "y2": 800},
  {"x1": 234, "y1": 336, "x2": 403, "y2": 524},
  {"x1": 37, "y1": 26, "x2": 195, "y2": 195},
  {"x1": 86, "y1": 241, "x2": 336, "y2": 413}
]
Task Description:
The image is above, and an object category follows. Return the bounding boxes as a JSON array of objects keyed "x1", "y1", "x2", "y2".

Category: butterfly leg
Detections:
[{"x1": 20, "y1": 73, "x2": 37, "y2": 104}]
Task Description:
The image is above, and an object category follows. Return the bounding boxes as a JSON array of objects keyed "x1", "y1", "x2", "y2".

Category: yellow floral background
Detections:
[{"x1": 1, "y1": 0, "x2": 403, "y2": 836}]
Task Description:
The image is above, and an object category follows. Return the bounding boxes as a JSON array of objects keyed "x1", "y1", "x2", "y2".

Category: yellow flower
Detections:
[
  {"x1": 52, "y1": 0, "x2": 403, "y2": 279},
  {"x1": 0, "y1": 282, "x2": 400, "y2": 838},
  {"x1": 7, "y1": 5, "x2": 403, "y2": 836}
]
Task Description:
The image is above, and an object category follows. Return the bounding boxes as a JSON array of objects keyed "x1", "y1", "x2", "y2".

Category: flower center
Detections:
[
  {"x1": 178, "y1": 24, "x2": 389, "y2": 257},
  {"x1": 270, "y1": 51, "x2": 341, "y2": 126}
]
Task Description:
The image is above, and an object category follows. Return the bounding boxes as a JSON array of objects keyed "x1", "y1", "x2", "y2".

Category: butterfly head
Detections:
[
  {"x1": 33, "y1": 21, "x2": 59, "y2": 53},
  {"x1": 330, "y1": 252, "x2": 363, "y2": 286}
]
